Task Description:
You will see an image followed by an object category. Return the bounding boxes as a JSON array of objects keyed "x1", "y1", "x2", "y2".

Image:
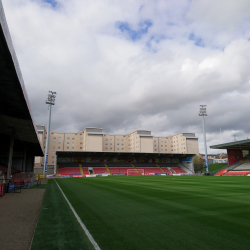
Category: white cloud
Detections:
[{"x1": 2, "y1": 0, "x2": 250, "y2": 154}]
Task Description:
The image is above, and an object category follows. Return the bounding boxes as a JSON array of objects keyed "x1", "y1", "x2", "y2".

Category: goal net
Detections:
[{"x1": 127, "y1": 169, "x2": 144, "y2": 175}]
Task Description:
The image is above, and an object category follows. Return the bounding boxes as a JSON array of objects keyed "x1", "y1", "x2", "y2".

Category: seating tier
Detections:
[
  {"x1": 224, "y1": 171, "x2": 249, "y2": 176},
  {"x1": 160, "y1": 167, "x2": 172, "y2": 175},
  {"x1": 59, "y1": 167, "x2": 81, "y2": 175},
  {"x1": 109, "y1": 167, "x2": 133, "y2": 174},
  {"x1": 234, "y1": 163, "x2": 250, "y2": 171},
  {"x1": 82, "y1": 168, "x2": 89, "y2": 175},
  {"x1": 216, "y1": 169, "x2": 228, "y2": 175},
  {"x1": 135, "y1": 167, "x2": 162, "y2": 174},
  {"x1": 171, "y1": 167, "x2": 186, "y2": 174},
  {"x1": 93, "y1": 167, "x2": 108, "y2": 174}
]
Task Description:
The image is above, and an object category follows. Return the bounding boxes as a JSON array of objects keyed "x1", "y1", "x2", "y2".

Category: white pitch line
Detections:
[{"x1": 55, "y1": 179, "x2": 101, "y2": 250}]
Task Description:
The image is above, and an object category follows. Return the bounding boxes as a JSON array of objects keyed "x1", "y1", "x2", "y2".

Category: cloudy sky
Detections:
[{"x1": 2, "y1": 0, "x2": 250, "y2": 154}]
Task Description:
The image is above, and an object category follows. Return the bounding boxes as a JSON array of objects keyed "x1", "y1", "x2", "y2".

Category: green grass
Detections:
[
  {"x1": 201, "y1": 163, "x2": 228, "y2": 173},
  {"x1": 31, "y1": 179, "x2": 94, "y2": 250},
  {"x1": 53, "y1": 176, "x2": 250, "y2": 250}
]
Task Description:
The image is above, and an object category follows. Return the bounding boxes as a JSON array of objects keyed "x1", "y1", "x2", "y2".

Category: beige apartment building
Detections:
[{"x1": 34, "y1": 126, "x2": 199, "y2": 169}]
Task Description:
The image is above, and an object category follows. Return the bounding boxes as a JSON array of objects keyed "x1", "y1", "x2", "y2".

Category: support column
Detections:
[
  {"x1": 7, "y1": 133, "x2": 15, "y2": 181},
  {"x1": 54, "y1": 154, "x2": 57, "y2": 175},
  {"x1": 22, "y1": 148, "x2": 27, "y2": 172}
]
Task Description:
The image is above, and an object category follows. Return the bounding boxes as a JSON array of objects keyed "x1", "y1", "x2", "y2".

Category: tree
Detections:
[{"x1": 193, "y1": 155, "x2": 202, "y2": 165}]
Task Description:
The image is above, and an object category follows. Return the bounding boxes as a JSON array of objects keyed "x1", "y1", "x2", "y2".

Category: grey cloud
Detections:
[{"x1": 3, "y1": 0, "x2": 250, "y2": 154}]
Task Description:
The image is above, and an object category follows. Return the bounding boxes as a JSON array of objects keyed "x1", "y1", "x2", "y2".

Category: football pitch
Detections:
[{"x1": 32, "y1": 176, "x2": 250, "y2": 250}]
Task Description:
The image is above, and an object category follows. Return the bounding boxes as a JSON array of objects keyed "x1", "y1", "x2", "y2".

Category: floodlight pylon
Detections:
[
  {"x1": 43, "y1": 91, "x2": 56, "y2": 177},
  {"x1": 199, "y1": 105, "x2": 209, "y2": 175}
]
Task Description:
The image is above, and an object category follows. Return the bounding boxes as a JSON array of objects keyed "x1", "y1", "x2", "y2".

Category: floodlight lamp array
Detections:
[
  {"x1": 199, "y1": 105, "x2": 207, "y2": 116},
  {"x1": 46, "y1": 91, "x2": 57, "y2": 105}
]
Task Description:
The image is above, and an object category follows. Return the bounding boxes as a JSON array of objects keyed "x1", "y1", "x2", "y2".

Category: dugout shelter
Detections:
[{"x1": 0, "y1": 2, "x2": 43, "y2": 179}]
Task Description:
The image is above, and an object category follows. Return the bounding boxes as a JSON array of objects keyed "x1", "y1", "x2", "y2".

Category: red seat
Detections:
[
  {"x1": 171, "y1": 167, "x2": 186, "y2": 174},
  {"x1": 93, "y1": 167, "x2": 108, "y2": 174},
  {"x1": 59, "y1": 167, "x2": 81, "y2": 175}
]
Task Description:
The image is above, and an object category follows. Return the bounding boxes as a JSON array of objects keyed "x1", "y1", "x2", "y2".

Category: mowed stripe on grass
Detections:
[
  {"x1": 56, "y1": 176, "x2": 250, "y2": 250},
  {"x1": 31, "y1": 180, "x2": 94, "y2": 250}
]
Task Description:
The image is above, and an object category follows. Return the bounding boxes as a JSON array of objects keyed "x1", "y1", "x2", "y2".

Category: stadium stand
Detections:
[
  {"x1": 82, "y1": 168, "x2": 89, "y2": 175},
  {"x1": 81, "y1": 162, "x2": 105, "y2": 167},
  {"x1": 138, "y1": 167, "x2": 163, "y2": 174},
  {"x1": 171, "y1": 167, "x2": 186, "y2": 174},
  {"x1": 0, "y1": 5, "x2": 44, "y2": 178},
  {"x1": 59, "y1": 167, "x2": 81, "y2": 176},
  {"x1": 58, "y1": 163, "x2": 80, "y2": 168},
  {"x1": 93, "y1": 167, "x2": 109, "y2": 174},
  {"x1": 233, "y1": 163, "x2": 250, "y2": 171},
  {"x1": 106, "y1": 162, "x2": 131, "y2": 167},
  {"x1": 178, "y1": 163, "x2": 194, "y2": 174},
  {"x1": 160, "y1": 167, "x2": 172, "y2": 175},
  {"x1": 216, "y1": 169, "x2": 229, "y2": 176},
  {"x1": 109, "y1": 167, "x2": 134, "y2": 174},
  {"x1": 133, "y1": 162, "x2": 157, "y2": 167},
  {"x1": 224, "y1": 171, "x2": 249, "y2": 176}
]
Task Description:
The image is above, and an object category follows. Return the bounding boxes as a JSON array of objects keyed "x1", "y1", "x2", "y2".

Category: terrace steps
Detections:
[
  {"x1": 79, "y1": 164, "x2": 84, "y2": 175},
  {"x1": 156, "y1": 164, "x2": 165, "y2": 173},
  {"x1": 105, "y1": 164, "x2": 111, "y2": 174},
  {"x1": 176, "y1": 164, "x2": 186, "y2": 173},
  {"x1": 131, "y1": 164, "x2": 139, "y2": 173}
]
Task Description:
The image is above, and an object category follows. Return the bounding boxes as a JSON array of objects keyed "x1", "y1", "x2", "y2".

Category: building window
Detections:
[
  {"x1": 67, "y1": 137, "x2": 70, "y2": 140},
  {"x1": 117, "y1": 143, "x2": 119, "y2": 145},
  {"x1": 110, "y1": 143, "x2": 112, "y2": 145},
  {"x1": 72, "y1": 138, "x2": 75, "y2": 140},
  {"x1": 53, "y1": 137, "x2": 56, "y2": 139},
  {"x1": 75, "y1": 134, "x2": 77, "y2": 135},
  {"x1": 59, "y1": 137, "x2": 61, "y2": 139},
  {"x1": 58, "y1": 142, "x2": 61, "y2": 144},
  {"x1": 72, "y1": 142, "x2": 75, "y2": 145},
  {"x1": 67, "y1": 142, "x2": 69, "y2": 144},
  {"x1": 53, "y1": 146, "x2": 55, "y2": 149},
  {"x1": 58, "y1": 147, "x2": 60, "y2": 149},
  {"x1": 106, "y1": 139, "x2": 108, "y2": 141},
  {"x1": 80, "y1": 147, "x2": 82, "y2": 149},
  {"x1": 53, "y1": 142, "x2": 56, "y2": 144},
  {"x1": 105, "y1": 147, "x2": 108, "y2": 149},
  {"x1": 121, "y1": 148, "x2": 124, "y2": 150},
  {"x1": 52, "y1": 156, "x2": 55, "y2": 158},
  {"x1": 67, "y1": 147, "x2": 69, "y2": 149},
  {"x1": 53, "y1": 151, "x2": 55, "y2": 154},
  {"x1": 110, "y1": 148, "x2": 112, "y2": 149},
  {"x1": 72, "y1": 147, "x2": 74, "y2": 149},
  {"x1": 51, "y1": 132, "x2": 54, "y2": 134},
  {"x1": 117, "y1": 139, "x2": 119, "y2": 141},
  {"x1": 105, "y1": 143, "x2": 108, "y2": 145},
  {"x1": 110, "y1": 139, "x2": 112, "y2": 141},
  {"x1": 117, "y1": 148, "x2": 119, "y2": 150}
]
